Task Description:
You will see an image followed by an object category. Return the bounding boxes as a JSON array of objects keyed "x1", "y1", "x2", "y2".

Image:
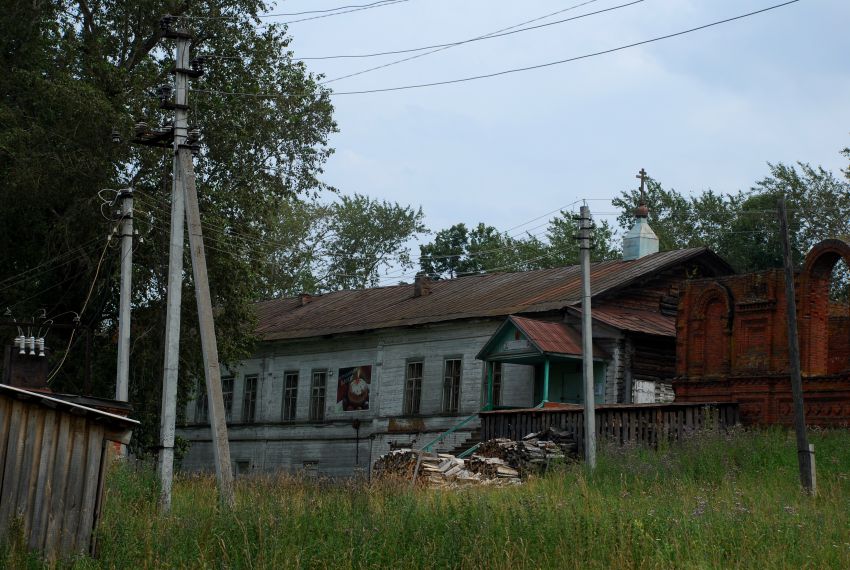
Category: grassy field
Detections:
[{"x1": 3, "y1": 427, "x2": 850, "y2": 569}]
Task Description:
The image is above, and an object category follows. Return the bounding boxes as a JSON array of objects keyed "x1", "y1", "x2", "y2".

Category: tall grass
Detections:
[{"x1": 5, "y1": 427, "x2": 850, "y2": 569}]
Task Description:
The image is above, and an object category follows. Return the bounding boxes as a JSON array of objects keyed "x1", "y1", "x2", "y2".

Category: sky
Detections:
[{"x1": 265, "y1": 0, "x2": 850, "y2": 283}]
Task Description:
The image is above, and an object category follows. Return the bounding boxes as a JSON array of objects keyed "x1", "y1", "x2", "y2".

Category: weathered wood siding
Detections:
[
  {"x1": 180, "y1": 319, "x2": 538, "y2": 476},
  {"x1": 480, "y1": 402, "x2": 740, "y2": 452},
  {"x1": 0, "y1": 392, "x2": 127, "y2": 561}
]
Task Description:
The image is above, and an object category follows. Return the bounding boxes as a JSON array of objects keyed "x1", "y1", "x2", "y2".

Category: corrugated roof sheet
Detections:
[
  {"x1": 257, "y1": 248, "x2": 728, "y2": 340},
  {"x1": 510, "y1": 316, "x2": 606, "y2": 358},
  {"x1": 568, "y1": 305, "x2": 677, "y2": 337}
]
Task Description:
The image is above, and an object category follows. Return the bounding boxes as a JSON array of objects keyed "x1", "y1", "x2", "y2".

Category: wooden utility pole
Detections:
[
  {"x1": 578, "y1": 204, "x2": 597, "y2": 469},
  {"x1": 148, "y1": 16, "x2": 234, "y2": 510},
  {"x1": 777, "y1": 196, "x2": 816, "y2": 495}
]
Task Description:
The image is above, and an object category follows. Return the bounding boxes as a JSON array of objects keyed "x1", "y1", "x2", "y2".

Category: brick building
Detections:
[{"x1": 674, "y1": 239, "x2": 850, "y2": 425}]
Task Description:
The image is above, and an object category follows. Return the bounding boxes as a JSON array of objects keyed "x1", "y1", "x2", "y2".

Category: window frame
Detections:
[
  {"x1": 282, "y1": 370, "x2": 299, "y2": 422},
  {"x1": 442, "y1": 358, "x2": 462, "y2": 414},
  {"x1": 221, "y1": 376, "x2": 235, "y2": 423},
  {"x1": 309, "y1": 369, "x2": 328, "y2": 421},
  {"x1": 194, "y1": 380, "x2": 209, "y2": 424},
  {"x1": 242, "y1": 374, "x2": 259, "y2": 424},
  {"x1": 403, "y1": 360, "x2": 424, "y2": 416}
]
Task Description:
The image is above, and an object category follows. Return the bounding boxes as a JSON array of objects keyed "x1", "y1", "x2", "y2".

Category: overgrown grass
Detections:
[{"x1": 4, "y1": 427, "x2": 850, "y2": 569}]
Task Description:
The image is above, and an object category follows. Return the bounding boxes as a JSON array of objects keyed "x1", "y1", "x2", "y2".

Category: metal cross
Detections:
[{"x1": 636, "y1": 168, "x2": 648, "y2": 204}]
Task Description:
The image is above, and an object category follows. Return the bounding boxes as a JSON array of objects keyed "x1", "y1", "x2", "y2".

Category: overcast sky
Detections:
[{"x1": 267, "y1": 0, "x2": 849, "y2": 283}]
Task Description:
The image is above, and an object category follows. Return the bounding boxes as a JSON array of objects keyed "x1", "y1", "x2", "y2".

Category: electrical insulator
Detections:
[
  {"x1": 27, "y1": 336, "x2": 36, "y2": 356},
  {"x1": 134, "y1": 121, "x2": 148, "y2": 136},
  {"x1": 36, "y1": 338, "x2": 45, "y2": 357},
  {"x1": 111, "y1": 127, "x2": 122, "y2": 144},
  {"x1": 16, "y1": 335, "x2": 25, "y2": 355},
  {"x1": 160, "y1": 15, "x2": 175, "y2": 32},
  {"x1": 191, "y1": 56, "x2": 206, "y2": 75},
  {"x1": 187, "y1": 126, "x2": 201, "y2": 142},
  {"x1": 156, "y1": 84, "x2": 173, "y2": 103}
]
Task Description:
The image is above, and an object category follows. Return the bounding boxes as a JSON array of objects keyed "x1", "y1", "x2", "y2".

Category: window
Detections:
[
  {"x1": 310, "y1": 370, "x2": 327, "y2": 421},
  {"x1": 242, "y1": 374, "x2": 258, "y2": 423},
  {"x1": 282, "y1": 371, "x2": 299, "y2": 421},
  {"x1": 442, "y1": 359, "x2": 462, "y2": 413},
  {"x1": 222, "y1": 377, "x2": 234, "y2": 423},
  {"x1": 492, "y1": 362, "x2": 503, "y2": 407},
  {"x1": 403, "y1": 361, "x2": 423, "y2": 415},
  {"x1": 195, "y1": 382, "x2": 208, "y2": 424}
]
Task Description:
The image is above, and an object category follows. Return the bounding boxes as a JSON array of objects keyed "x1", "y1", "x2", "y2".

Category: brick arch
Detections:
[
  {"x1": 799, "y1": 239, "x2": 850, "y2": 376},
  {"x1": 687, "y1": 283, "x2": 733, "y2": 377}
]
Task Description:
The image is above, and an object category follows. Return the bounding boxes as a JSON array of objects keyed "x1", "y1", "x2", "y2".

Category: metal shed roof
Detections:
[
  {"x1": 0, "y1": 384, "x2": 139, "y2": 428},
  {"x1": 256, "y1": 247, "x2": 731, "y2": 341}
]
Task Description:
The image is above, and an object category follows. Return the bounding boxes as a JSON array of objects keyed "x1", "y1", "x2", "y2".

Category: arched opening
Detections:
[
  {"x1": 686, "y1": 285, "x2": 732, "y2": 377},
  {"x1": 800, "y1": 240, "x2": 850, "y2": 376}
]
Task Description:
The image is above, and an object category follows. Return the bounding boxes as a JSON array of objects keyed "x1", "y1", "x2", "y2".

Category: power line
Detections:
[
  {"x1": 329, "y1": 0, "x2": 803, "y2": 95},
  {"x1": 193, "y1": 0, "x2": 801, "y2": 98},
  {"x1": 299, "y1": 0, "x2": 608, "y2": 60},
  {"x1": 263, "y1": 0, "x2": 403, "y2": 17},
  {"x1": 321, "y1": 0, "x2": 641, "y2": 84},
  {"x1": 269, "y1": 0, "x2": 411, "y2": 24}
]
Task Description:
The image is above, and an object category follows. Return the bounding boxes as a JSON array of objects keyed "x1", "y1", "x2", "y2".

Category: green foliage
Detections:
[
  {"x1": 0, "y1": 1, "x2": 426, "y2": 454},
  {"x1": 8, "y1": 429, "x2": 849, "y2": 568},
  {"x1": 420, "y1": 214, "x2": 620, "y2": 280},
  {"x1": 613, "y1": 162, "x2": 850, "y2": 274}
]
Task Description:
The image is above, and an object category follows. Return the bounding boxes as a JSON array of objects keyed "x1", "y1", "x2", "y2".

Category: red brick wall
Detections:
[{"x1": 674, "y1": 240, "x2": 850, "y2": 425}]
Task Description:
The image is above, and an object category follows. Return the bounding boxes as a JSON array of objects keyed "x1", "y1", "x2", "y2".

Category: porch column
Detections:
[
  {"x1": 543, "y1": 358, "x2": 550, "y2": 404},
  {"x1": 486, "y1": 361, "x2": 494, "y2": 410}
]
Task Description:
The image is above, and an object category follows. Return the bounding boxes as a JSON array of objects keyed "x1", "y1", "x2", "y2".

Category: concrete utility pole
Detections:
[
  {"x1": 777, "y1": 197, "x2": 816, "y2": 495},
  {"x1": 153, "y1": 17, "x2": 234, "y2": 510},
  {"x1": 179, "y1": 151, "x2": 235, "y2": 507},
  {"x1": 578, "y1": 204, "x2": 597, "y2": 469},
  {"x1": 115, "y1": 188, "x2": 134, "y2": 403}
]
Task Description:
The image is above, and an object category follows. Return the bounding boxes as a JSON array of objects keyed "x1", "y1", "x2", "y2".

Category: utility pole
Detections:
[
  {"x1": 179, "y1": 151, "x2": 235, "y2": 506},
  {"x1": 777, "y1": 197, "x2": 816, "y2": 495},
  {"x1": 115, "y1": 187, "x2": 134, "y2": 403},
  {"x1": 578, "y1": 204, "x2": 597, "y2": 469},
  {"x1": 135, "y1": 16, "x2": 233, "y2": 510}
]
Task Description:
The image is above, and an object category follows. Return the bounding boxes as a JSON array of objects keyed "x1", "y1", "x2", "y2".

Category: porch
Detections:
[{"x1": 477, "y1": 315, "x2": 608, "y2": 409}]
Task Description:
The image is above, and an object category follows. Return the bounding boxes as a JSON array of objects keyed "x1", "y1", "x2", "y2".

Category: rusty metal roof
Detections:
[
  {"x1": 257, "y1": 247, "x2": 730, "y2": 341},
  {"x1": 509, "y1": 316, "x2": 606, "y2": 358},
  {"x1": 567, "y1": 305, "x2": 677, "y2": 337}
]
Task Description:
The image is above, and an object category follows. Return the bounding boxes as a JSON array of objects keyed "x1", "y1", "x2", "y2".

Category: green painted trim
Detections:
[
  {"x1": 543, "y1": 358, "x2": 550, "y2": 404},
  {"x1": 486, "y1": 362, "x2": 494, "y2": 411}
]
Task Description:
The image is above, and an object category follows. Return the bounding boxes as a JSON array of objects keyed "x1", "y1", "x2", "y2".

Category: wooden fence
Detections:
[
  {"x1": 479, "y1": 402, "x2": 740, "y2": 452},
  {"x1": 0, "y1": 384, "x2": 138, "y2": 561}
]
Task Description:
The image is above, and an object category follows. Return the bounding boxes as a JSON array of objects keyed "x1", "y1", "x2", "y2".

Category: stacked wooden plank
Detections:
[
  {"x1": 373, "y1": 428, "x2": 578, "y2": 487},
  {"x1": 472, "y1": 427, "x2": 578, "y2": 477}
]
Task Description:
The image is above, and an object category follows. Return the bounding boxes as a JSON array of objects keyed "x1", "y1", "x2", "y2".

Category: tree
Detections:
[
  {"x1": 612, "y1": 162, "x2": 850, "y2": 296},
  {"x1": 419, "y1": 213, "x2": 620, "y2": 280},
  {"x1": 0, "y1": 1, "x2": 424, "y2": 453}
]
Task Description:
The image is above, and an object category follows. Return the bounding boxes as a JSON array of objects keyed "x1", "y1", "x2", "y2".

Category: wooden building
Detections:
[
  {"x1": 674, "y1": 239, "x2": 850, "y2": 425},
  {"x1": 179, "y1": 211, "x2": 732, "y2": 476},
  {"x1": 0, "y1": 383, "x2": 138, "y2": 561}
]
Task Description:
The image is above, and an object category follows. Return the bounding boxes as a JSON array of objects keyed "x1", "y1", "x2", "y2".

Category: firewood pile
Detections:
[
  {"x1": 471, "y1": 427, "x2": 579, "y2": 476},
  {"x1": 373, "y1": 450, "x2": 512, "y2": 486},
  {"x1": 373, "y1": 428, "x2": 578, "y2": 487}
]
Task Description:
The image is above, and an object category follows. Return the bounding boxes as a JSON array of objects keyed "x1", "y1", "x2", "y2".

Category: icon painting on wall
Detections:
[{"x1": 336, "y1": 365, "x2": 371, "y2": 411}]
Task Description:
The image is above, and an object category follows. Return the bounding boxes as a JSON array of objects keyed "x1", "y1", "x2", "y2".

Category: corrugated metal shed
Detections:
[
  {"x1": 0, "y1": 384, "x2": 139, "y2": 561},
  {"x1": 257, "y1": 248, "x2": 730, "y2": 341}
]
